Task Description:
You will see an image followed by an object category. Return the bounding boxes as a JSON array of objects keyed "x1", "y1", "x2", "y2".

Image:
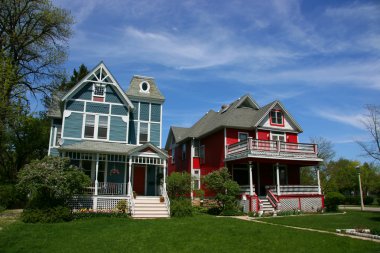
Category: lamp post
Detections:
[{"x1": 355, "y1": 166, "x2": 365, "y2": 211}]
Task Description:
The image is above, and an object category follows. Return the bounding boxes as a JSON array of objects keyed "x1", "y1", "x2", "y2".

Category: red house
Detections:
[{"x1": 165, "y1": 94, "x2": 324, "y2": 213}]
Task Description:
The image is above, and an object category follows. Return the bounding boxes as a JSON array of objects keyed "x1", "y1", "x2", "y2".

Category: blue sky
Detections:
[{"x1": 50, "y1": 0, "x2": 380, "y2": 163}]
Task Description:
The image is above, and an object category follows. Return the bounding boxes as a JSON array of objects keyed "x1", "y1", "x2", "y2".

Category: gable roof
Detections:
[
  {"x1": 62, "y1": 62, "x2": 134, "y2": 108},
  {"x1": 254, "y1": 100, "x2": 303, "y2": 132},
  {"x1": 166, "y1": 94, "x2": 303, "y2": 146},
  {"x1": 128, "y1": 142, "x2": 168, "y2": 159},
  {"x1": 126, "y1": 75, "x2": 165, "y2": 103}
]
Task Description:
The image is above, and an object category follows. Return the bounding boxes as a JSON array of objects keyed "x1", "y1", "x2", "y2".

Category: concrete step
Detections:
[
  {"x1": 135, "y1": 207, "x2": 168, "y2": 211},
  {"x1": 133, "y1": 214, "x2": 170, "y2": 218}
]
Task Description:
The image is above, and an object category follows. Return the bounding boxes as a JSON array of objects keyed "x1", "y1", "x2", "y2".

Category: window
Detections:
[
  {"x1": 97, "y1": 116, "x2": 108, "y2": 139},
  {"x1": 182, "y1": 143, "x2": 186, "y2": 160},
  {"x1": 238, "y1": 132, "x2": 248, "y2": 142},
  {"x1": 273, "y1": 165, "x2": 288, "y2": 185},
  {"x1": 81, "y1": 160, "x2": 93, "y2": 179},
  {"x1": 93, "y1": 83, "x2": 105, "y2": 97},
  {"x1": 270, "y1": 110, "x2": 283, "y2": 125},
  {"x1": 139, "y1": 122, "x2": 148, "y2": 144},
  {"x1": 171, "y1": 147, "x2": 175, "y2": 164},
  {"x1": 139, "y1": 81, "x2": 150, "y2": 93},
  {"x1": 199, "y1": 145, "x2": 205, "y2": 164},
  {"x1": 271, "y1": 132, "x2": 285, "y2": 142},
  {"x1": 194, "y1": 139, "x2": 200, "y2": 157},
  {"x1": 55, "y1": 125, "x2": 62, "y2": 146},
  {"x1": 84, "y1": 114, "x2": 95, "y2": 138},
  {"x1": 98, "y1": 161, "x2": 106, "y2": 183},
  {"x1": 193, "y1": 169, "x2": 201, "y2": 190},
  {"x1": 84, "y1": 114, "x2": 109, "y2": 140}
]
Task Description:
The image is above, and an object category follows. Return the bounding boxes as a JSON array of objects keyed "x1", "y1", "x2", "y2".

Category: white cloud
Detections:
[{"x1": 313, "y1": 109, "x2": 366, "y2": 130}]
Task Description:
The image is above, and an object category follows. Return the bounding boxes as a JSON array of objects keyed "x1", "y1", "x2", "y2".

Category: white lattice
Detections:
[
  {"x1": 97, "y1": 197, "x2": 130, "y2": 210},
  {"x1": 300, "y1": 197, "x2": 322, "y2": 212},
  {"x1": 279, "y1": 198, "x2": 299, "y2": 211},
  {"x1": 251, "y1": 198, "x2": 258, "y2": 212},
  {"x1": 69, "y1": 195, "x2": 93, "y2": 210},
  {"x1": 240, "y1": 199, "x2": 249, "y2": 213}
]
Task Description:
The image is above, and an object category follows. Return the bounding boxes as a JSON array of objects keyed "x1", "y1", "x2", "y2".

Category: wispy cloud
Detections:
[{"x1": 313, "y1": 109, "x2": 366, "y2": 130}]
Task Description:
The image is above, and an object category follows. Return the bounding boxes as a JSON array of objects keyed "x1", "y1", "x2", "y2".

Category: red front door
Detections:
[{"x1": 133, "y1": 165, "x2": 146, "y2": 195}]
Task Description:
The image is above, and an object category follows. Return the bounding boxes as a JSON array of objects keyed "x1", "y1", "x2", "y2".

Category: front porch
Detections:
[
  {"x1": 228, "y1": 155, "x2": 324, "y2": 213},
  {"x1": 62, "y1": 143, "x2": 170, "y2": 217}
]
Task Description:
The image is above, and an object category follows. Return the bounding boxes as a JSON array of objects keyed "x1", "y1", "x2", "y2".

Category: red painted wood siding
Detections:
[
  {"x1": 286, "y1": 133, "x2": 298, "y2": 143},
  {"x1": 226, "y1": 128, "x2": 255, "y2": 145},
  {"x1": 257, "y1": 130, "x2": 270, "y2": 140},
  {"x1": 168, "y1": 141, "x2": 191, "y2": 174}
]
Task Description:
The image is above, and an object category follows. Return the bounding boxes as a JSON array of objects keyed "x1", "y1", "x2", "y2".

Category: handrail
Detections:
[
  {"x1": 128, "y1": 183, "x2": 135, "y2": 216},
  {"x1": 161, "y1": 184, "x2": 170, "y2": 215},
  {"x1": 267, "y1": 190, "x2": 280, "y2": 209},
  {"x1": 266, "y1": 185, "x2": 319, "y2": 194},
  {"x1": 226, "y1": 138, "x2": 318, "y2": 158},
  {"x1": 84, "y1": 182, "x2": 126, "y2": 195}
]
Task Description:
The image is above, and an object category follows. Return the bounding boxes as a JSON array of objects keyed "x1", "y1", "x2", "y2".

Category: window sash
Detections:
[
  {"x1": 238, "y1": 132, "x2": 248, "y2": 142},
  {"x1": 93, "y1": 84, "x2": 105, "y2": 97},
  {"x1": 139, "y1": 122, "x2": 148, "y2": 144},
  {"x1": 199, "y1": 145, "x2": 205, "y2": 164},
  {"x1": 271, "y1": 111, "x2": 283, "y2": 125}
]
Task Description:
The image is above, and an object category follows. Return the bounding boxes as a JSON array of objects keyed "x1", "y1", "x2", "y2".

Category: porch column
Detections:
[
  {"x1": 276, "y1": 163, "x2": 281, "y2": 196},
  {"x1": 127, "y1": 157, "x2": 132, "y2": 196},
  {"x1": 316, "y1": 166, "x2": 321, "y2": 195},
  {"x1": 95, "y1": 153, "x2": 99, "y2": 196},
  {"x1": 163, "y1": 160, "x2": 167, "y2": 189},
  {"x1": 249, "y1": 161, "x2": 254, "y2": 196}
]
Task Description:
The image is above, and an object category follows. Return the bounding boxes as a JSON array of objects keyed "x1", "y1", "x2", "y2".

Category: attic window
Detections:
[
  {"x1": 139, "y1": 81, "x2": 150, "y2": 93},
  {"x1": 270, "y1": 110, "x2": 284, "y2": 126},
  {"x1": 93, "y1": 83, "x2": 106, "y2": 102}
]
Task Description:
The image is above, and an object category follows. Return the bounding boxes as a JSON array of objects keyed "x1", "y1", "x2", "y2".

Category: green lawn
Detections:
[
  {"x1": 0, "y1": 214, "x2": 379, "y2": 253},
  {"x1": 264, "y1": 211, "x2": 380, "y2": 232}
]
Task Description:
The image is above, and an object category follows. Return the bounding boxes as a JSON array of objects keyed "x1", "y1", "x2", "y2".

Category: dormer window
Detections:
[
  {"x1": 139, "y1": 81, "x2": 150, "y2": 93},
  {"x1": 93, "y1": 83, "x2": 106, "y2": 102},
  {"x1": 270, "y1": 110, "x2": 284, "y2": 126}
]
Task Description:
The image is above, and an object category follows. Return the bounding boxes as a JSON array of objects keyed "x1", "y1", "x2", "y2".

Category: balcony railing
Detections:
[
  {"x1": 266, "y1": 185, "x2": 320, "y2": 195},
  {"x1": 84, "y1": 182, "x2": 126, "y2": 195},
  {"x1": 239, "y1": 185, "x2": 255, "y2": 195},
  {"x1": 226, "y1": 138, "x2": 319, "y2": 161}
]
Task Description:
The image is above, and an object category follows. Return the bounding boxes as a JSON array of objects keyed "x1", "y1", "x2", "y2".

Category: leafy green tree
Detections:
[
  {"x1": 17, "y1": 156, "x2": 90, "y2": 209},
  {"x1": 325, "y1": 159, "x2": 359, "y2": 194},
  {"x1": 203, "y1": 168, "x2": 240, "y2": 211},
  {"x1": 166, "y1": 172, "x2": 192, "y2": 199}
]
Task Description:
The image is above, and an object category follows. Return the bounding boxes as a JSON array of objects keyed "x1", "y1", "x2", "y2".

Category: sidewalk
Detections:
[{"x1": 339, "y1": 205, "x2": 380, "y2": 212}]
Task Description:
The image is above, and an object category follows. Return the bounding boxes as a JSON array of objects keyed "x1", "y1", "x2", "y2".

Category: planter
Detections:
[{"x1": 160, "y1": 196, "x2": 165, "y2": 203}]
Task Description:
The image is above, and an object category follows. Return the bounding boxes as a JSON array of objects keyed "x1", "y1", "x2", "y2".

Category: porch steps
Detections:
[
  {"x1": 133, "y1": 196, "x2": 170, "y2": 218},
  {"x1": 259, "y1": 197, "x2": 275, "y2": 213}
]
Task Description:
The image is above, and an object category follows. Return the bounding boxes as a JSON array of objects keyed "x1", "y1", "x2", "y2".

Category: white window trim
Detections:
[
  {"x1": 271, "y1": 131, "x2": 285, "y2": 142},
  {"x1": 92, "y1": 83, "x2": 106, "y2": 98},
  {"x1": 238, "y1": 132, "x2": 248, "y2": 142},
  {"x1": 82, "y1": 113, "x2": 110, "y2": 141},
  {"x1": 53, "y1": 125, "x2": 62, "y2": 147},
  {"x1": 139, "y1": 81, "x2": 150, "y2": 93},
  {"x1": 192, "y1": 169, "x2": 201, "y2": 190}
]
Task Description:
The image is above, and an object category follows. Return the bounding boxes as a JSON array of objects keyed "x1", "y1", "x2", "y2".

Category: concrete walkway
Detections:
[
  {"x1": 339, "y1": 205, "x2": 380, "y2": 212},
  {"x1": 232, "y1": 216, "x2": 380, "y2": 244}
]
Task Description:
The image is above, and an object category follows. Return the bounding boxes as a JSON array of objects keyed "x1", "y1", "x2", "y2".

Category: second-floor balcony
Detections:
[{"x1": 225, "y1": 137, "x2": 322, "y2": 162}]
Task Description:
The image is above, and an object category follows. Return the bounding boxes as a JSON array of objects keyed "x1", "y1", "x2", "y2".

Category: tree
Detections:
[
  {"x1": 310, "y1": 136, "x2": 335, "y2": 165},
  {"x1": 357, "y1": 105, "x2": 380, "y2": 163},
  {"x1": 58, "y1": 64, "x2": 89, "y2": 92},
  {"x1": 0, "y1": 0, "x2": 73, "y2": 98},
  {"x1": 203, "y1": 168, "x2": 240, "y2": 211},
  {"x1": 300, "y1": 137, "x2": 335, "y2": 186},
  {"x1": 17, "y1": 156, "x2": 90, "y2": 209}
]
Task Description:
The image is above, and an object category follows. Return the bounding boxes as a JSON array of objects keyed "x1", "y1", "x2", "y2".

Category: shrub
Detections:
[
  {"x1": 170, "y1": 199, "x2": 193, "y2": 217},
  {"x1": 203, "y1": 168, "x2": 240, "y2": 212},
  {"x1": 73, "y1": 209, "x2": 129, "y2": 219},
  {"x1": 167, "y1": 172, "x2": 192, "y2": 199},
  {"x1": 116, "y1": 200, "x2": 128, "y2": 213},
  {"x1": 17, "y1": 156, "x2": 91, "y2": 209},
  {"x1": 325, "y1": 192, "x2": 344, "y2": 212},
  {"x1": 22, "y1": 206, "x2": 73, "y2": 223}
]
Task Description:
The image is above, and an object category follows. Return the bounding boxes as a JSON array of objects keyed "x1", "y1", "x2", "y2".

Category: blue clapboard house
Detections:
[{"x1": 47, "y1": 62, "x2": 170, "y2": 217}]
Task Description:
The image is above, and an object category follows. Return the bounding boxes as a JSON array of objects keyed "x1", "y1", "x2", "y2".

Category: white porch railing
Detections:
[
  {"x1": 84, "y1": 182, "x2": 126, "y2": 195},
  {"x1": 266, "y1": 185, "x2": 320, "y2": 195},
  {"x1": 226, "y1": 138, "x2": 319, "y2": 160},
  {"x1": 161, "y1": 184, "x2": 170, "y2": 215},
  {"x1": 239, "y1": 185, "x2": 255, "y2": 195}
]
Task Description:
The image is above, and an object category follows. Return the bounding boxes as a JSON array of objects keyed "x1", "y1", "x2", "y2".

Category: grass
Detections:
[
  {"x1": 0, "y1": 212, "x2": 379, "y2": 253},
  {"x1": 264, "y1": 211, "x2": 380, "y2": 232}
]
